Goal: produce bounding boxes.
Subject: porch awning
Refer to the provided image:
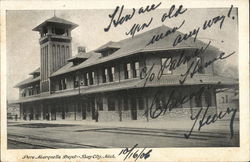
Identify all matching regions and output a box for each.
[11,74,237,104]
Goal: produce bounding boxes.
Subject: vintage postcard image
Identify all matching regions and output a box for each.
[1,0,249,161]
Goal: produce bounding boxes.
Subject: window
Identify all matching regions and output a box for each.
[92,72,95,85]
[97,98,103,111]
[205,91,212,107]
[101,49,118,57]
[78,105,81,112]
[86,73,89,85]
[102,51,109,57]
[73,75,79,88]
[135,62,140,78]
[62,46,65,64]
[102,68,108,83]
[28,86,34,96]
[109,67,115,82]
[63,78,67,90]
[56,105,61,112]
[161,58,172,74]
[59,78,67,90]
[221,97,225,103]
[155,97,165,109]
[108,97,116,111]
[53,27,66,36]
[102,67,115,83]
[88,72,94,85]
[59,80,62,90]
[57,45,60,68]
[132,62,140,78]
[87,102,91,112]
[196,57,204,74]
[83,73,88,86]
[195,94,202,107]
[35,84,40,94]
[65,104,69,113]
[124,63,131,79]
[138,97,144,110]
[123,98,129,111]
[21,89,26,97]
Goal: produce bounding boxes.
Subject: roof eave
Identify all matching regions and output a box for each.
[32,21,78,31]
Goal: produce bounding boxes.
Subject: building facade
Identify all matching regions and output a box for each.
[216,88,239,112]
[13,16,237,122]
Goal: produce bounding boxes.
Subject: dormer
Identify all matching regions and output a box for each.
[29,67,40,78]
[67,46,89,66]
[95,41,120,57]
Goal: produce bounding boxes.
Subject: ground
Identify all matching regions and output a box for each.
[7,117,239,149]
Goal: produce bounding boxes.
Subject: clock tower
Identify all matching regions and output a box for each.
[33,16,78,93]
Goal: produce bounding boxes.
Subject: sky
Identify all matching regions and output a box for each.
[6,7,238,101]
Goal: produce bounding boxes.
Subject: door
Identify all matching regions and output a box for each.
[30,107,34,120]
[91,100,95,120]
[43,106,48,120]
[51,104,56,120]
[131,98,137,120]
[62,104,65,120]
[82,101,86,120]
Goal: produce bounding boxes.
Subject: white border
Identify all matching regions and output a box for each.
[1,0,249,161]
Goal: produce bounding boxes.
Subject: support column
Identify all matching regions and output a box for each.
[20,103,23,120]
[213,87,217,114]
[94,97,99,122]
[118,95,122,122]
[146,95,149,122]
[33,106,36,120]
[94,70,99,85]
[40,104,44,120]
[95,97,98,111]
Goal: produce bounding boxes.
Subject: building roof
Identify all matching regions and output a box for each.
[14,76,40,88]
[29,67,40,75]
[94,41,121,53]
[51,25,220,77]
[67,53,90,62]
[33,16,78,31]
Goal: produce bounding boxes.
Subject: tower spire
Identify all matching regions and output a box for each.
[53,10,56,17]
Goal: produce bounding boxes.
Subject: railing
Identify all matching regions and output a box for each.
[20,93,41,98]
[39,34,72,42]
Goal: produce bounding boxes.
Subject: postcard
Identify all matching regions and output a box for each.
[1,0,249,161]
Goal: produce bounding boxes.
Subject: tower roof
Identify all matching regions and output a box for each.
[33,16,78,31]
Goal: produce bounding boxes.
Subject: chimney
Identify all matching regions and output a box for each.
[78,46,86,53]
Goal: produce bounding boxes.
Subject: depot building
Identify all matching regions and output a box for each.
[13,16,237,122]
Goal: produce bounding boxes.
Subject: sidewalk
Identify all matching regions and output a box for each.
[8,117,239,133]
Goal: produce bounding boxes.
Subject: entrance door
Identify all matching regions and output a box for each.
[30,107,34,120]
[43,106,48,120]
[62,104,65,120]
[131,98,137,120]
[82,101,86,120]
[51,105,56,120]
[91,100,95,120]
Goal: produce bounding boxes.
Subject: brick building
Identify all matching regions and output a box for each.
[13,16,237,122]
